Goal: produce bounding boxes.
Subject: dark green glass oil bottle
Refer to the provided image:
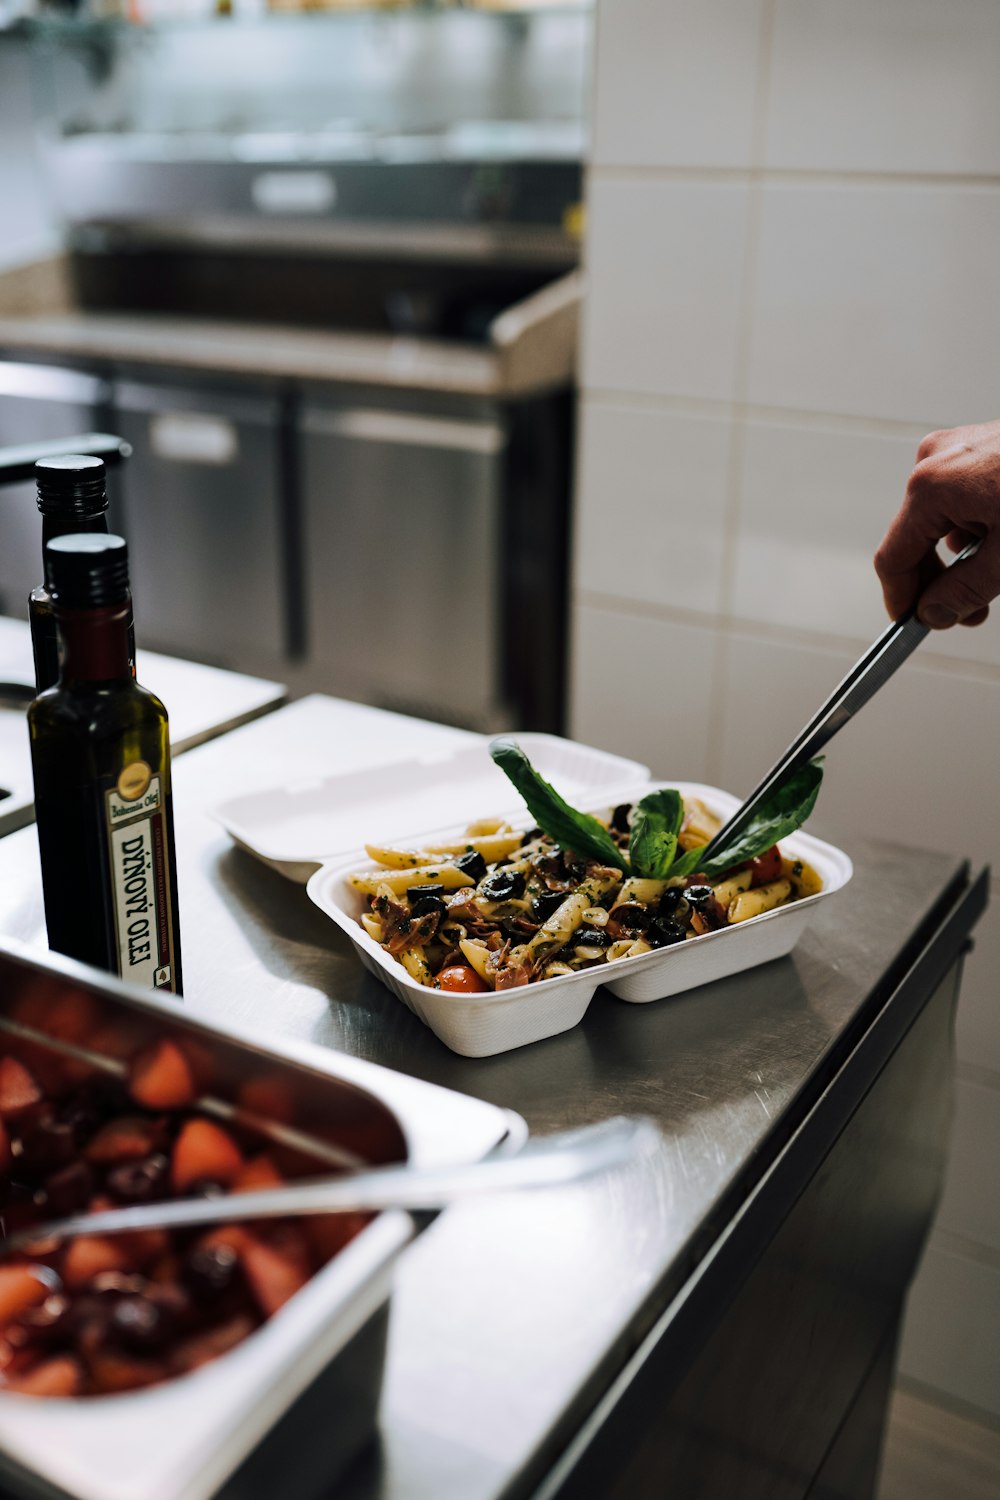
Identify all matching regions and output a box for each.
[30,454,135,692]
[28,534,183,994]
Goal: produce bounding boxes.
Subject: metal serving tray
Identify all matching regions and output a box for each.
[0,937,521,1500]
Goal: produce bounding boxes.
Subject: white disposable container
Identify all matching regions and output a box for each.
[213,733,648,884]
[305,756,854,1057]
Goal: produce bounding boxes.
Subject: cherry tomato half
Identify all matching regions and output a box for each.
[749,845,782,886]
[437,965,488,994]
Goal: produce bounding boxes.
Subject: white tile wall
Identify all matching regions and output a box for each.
[898,1239,1000,1420]
[747,183,1000,429]
[569,602,717,780]
[592,0,764,170]
[574,398,731,617]
[733,417,1000,669]
[0,40,57,272]
[767,0,1000,177]
[576,0,1000,1420]
[717,631,1000,873]
[583,176,751,401]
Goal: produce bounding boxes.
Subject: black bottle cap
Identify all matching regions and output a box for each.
[35,455,109,518]
[45,533,130,610]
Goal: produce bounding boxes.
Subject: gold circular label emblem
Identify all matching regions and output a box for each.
[117,761,152,802]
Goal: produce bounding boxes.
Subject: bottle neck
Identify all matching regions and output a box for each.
[40,511,110,549]
[56,601,132,685]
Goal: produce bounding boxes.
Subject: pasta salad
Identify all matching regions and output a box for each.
[348,744,825,995]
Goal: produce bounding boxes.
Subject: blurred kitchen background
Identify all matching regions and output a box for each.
[1,0,999,1480]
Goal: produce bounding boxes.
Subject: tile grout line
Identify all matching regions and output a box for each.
[584,389,935,443]
[573,587,1000,688]
[704,0,778,785]
[588,164,1000,193]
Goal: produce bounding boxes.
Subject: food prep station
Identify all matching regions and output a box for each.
[0,688,987,1500]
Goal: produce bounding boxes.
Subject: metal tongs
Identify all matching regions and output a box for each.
[3,1115,660,1255]
[702,539,981,863]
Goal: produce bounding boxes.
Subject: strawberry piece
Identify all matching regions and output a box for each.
[0,1057,42,1118]
[89,1350,167,1395]
[0,1265,57,1323]
[171,1120,243,1194]
[116,1227,171,1271]
[304,1212,371,1265]
[238,1075,294,1123]
[62,1236,133,1289]
[232,1155,285,1194]
[127,1040,197,1111]
[85,1116,165,1164]
[239,1234,310,1317]
[169,1314,256,1375]
[4,1356,83,1397]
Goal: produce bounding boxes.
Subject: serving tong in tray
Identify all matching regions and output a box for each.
[0,1014,659,1254]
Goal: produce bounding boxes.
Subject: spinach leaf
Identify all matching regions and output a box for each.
[698,760,824,879]
[489,739,624,870]
[629,789,684,879]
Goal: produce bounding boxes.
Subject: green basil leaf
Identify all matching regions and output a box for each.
[489,739,624,871]
[669,844,708,880]
[629,789,684,879]
[699,760,824,879]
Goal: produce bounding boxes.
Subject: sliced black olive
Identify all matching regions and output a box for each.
[658,886,684,916]
[455,850,488,882]
[611,803,632,833]
[480,869,526,901]
[407,884,443,902]
[531,891,565,922]
[575,928,609,949]
[649,916,687,947]
[684,885,714,909]
[521,827,542,846]
[410,894,446,919]
[607,902,650,936]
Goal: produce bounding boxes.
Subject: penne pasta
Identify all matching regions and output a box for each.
[728,879,792,924]
[348,863,475,897]
[353,794,820,990]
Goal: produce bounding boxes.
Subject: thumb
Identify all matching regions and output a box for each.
[917,537,1000,628]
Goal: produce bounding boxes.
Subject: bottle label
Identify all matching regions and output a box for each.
[105,762,177,991]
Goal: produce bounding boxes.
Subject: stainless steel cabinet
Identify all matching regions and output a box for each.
[0,362,111,618]
[113,379,287,668]
[301,394,509,730]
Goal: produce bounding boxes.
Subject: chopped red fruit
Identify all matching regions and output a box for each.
[0,1057,43,1118]
[169,1314,256,1375]
[88,1350,167,1394]
[232,1155,285,1194]
[45,991,100,1046]
[749,845,783,887]
[239,1236,310,1317]
[61,1236,133,1289]
[85,1117,165,1164]
[238,1075,294,1123]
[304,1212,372,1265]
[128,1040,197,1111]
[3,1355,83,1397]
[171,1120,244,1195]
[0,1265,58,1323]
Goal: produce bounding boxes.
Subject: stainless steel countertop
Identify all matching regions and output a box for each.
[0,696,979,1500]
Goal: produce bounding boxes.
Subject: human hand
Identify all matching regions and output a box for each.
[874,420,1000,628]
